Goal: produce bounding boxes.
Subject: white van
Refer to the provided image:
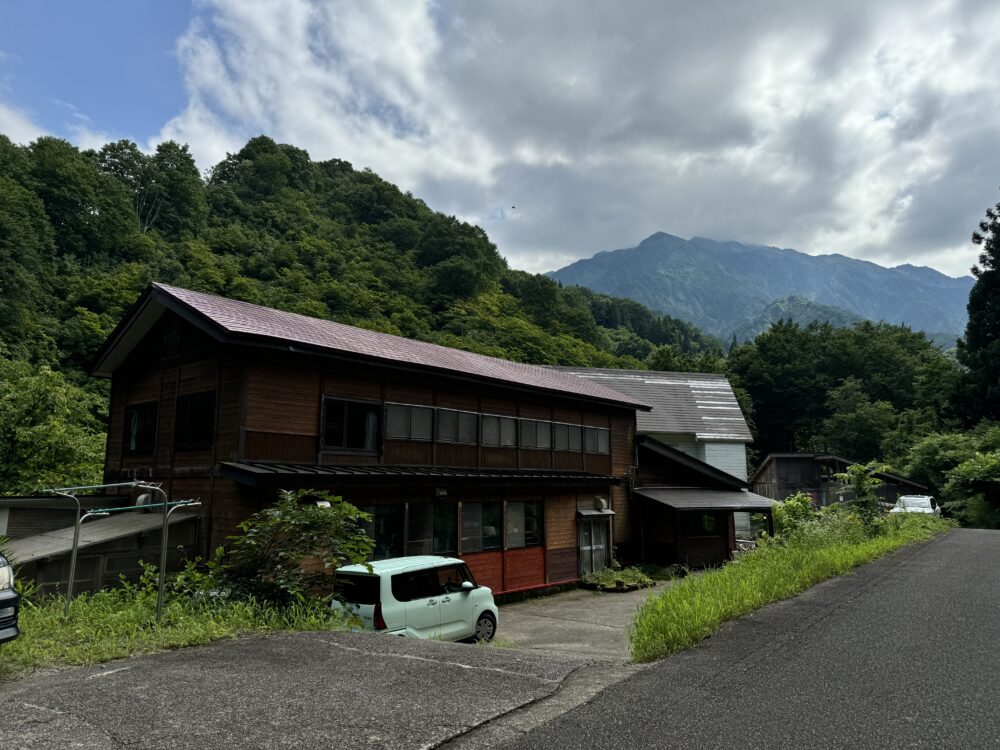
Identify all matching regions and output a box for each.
[332,556,498,642]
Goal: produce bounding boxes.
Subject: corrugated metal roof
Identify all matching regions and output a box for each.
[633,487,774,511]
[221,462,617,486]
[142,284,647,409]
[551,367,752,441]
[4,511,198,564]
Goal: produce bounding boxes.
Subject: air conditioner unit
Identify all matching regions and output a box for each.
[594,496,608,511]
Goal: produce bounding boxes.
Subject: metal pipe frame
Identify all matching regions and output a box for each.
[156,500,201,622]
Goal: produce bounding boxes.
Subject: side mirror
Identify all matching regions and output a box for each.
[461,580,475,592]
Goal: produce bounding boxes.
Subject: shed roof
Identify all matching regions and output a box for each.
[633,487,775,511]
[749,453,927,489]
[3,510,197,565]
[551,367,752,441]
[93,284,648,410]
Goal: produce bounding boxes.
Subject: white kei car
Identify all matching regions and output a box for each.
[332,556,498,642]
[889,495,941,516]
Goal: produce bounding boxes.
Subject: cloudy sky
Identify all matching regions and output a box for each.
[2,0,998,277]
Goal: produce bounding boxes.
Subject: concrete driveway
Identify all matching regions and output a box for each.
[497,585,658,661]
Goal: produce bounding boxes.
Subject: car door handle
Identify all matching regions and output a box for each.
[441,597,451,603]
[427,600,437,606]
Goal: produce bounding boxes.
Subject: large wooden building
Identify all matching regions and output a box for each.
[93,283,648,595]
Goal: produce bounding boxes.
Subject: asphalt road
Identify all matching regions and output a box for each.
[493,529,1000,750]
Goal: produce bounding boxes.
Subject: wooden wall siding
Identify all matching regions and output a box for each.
[553,451,584,471]
[504,546,545,591]
[383,383,433,406]
[324,369,381,400]
[479,396,517,416]
[178,359,219,396]
[243,430,317,462]
[125,371,161,405]
[552,407,582,424]
[545,494,577,549]
[609,413,635,477]
[204,478,254,554]
[319,452,380,466]
[244,365,321,434]
[104,381,126,480]
[216,360,243,463]
[583,454,612,475]
[434,389,478,411]
[611,484,630,543]
[383,441,433,465]
[481,447,517,468]
[517,401,551,420]
[546,547,577,583]
[435,443,477,467]
[520,450,552,470]
[582,411,610,428]
[461,550,503,592]
[155,367,177,471]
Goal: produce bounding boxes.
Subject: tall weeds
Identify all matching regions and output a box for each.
[629,513,954,663]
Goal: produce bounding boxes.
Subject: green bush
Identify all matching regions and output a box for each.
[629,514,955,663]
[582,566,654,590]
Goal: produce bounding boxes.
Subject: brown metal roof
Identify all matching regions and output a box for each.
[220,462,618,487]
[633,487,775,511]
[551,366,752,441]
[95,283,647,409]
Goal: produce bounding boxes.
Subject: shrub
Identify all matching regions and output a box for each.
[218,489,374,605]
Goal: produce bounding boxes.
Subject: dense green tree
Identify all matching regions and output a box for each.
[813,377,897,461]
[957,193,1000,421]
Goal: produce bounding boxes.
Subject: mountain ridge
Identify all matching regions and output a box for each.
[549,233,973,341]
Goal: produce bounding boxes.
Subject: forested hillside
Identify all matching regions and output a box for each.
[0,134,718,492]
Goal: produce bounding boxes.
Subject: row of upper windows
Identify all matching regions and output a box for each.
[122,392,612,457]
[324,399,611,454]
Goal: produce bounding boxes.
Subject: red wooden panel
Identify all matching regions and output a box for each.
[517,401,551,419]
[480,396,517,416]
[319,452,380,465]
[383,384,433,405]
[461,550,503,592]
[503,546,545,592]
[545,494,577,549]
[582,411,610,427]
[324,369,382,400]
[245,365,321,434]
[434,389,477,410]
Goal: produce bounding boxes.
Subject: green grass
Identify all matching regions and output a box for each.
[0,587,349,682]
[582,565,655,590]
[629,514,955,663]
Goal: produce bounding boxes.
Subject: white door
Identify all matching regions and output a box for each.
[579,518,610,576]
[435,564,476,640]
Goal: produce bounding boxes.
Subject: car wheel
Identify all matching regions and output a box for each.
[473,612,496,642]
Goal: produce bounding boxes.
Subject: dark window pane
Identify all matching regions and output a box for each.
[597,429,610,454]
[124,402,157,455]
[437,564,470,593]
[437,409,458,441]
[568,425,582,451]
[458,412,478,444]
[482,416,500,445]
[520,420,535,448]
[524,501,543,546]
[386,404,409,439]
[324,399,380,449]
[360,504,405,560]
[506,501,526,548]
[461,502,483,553]
[175,391,215,450]
[482,502,502,550]
[407,504,433,555]
[333,573,380,605]
[324,402,345,446]
[391,570,439,602]
[500,417,517,447]
[535,421,551,449]
[433,504,457,554]
[584,427,599,453]
[411,406,433,441]
[554,424,569,451]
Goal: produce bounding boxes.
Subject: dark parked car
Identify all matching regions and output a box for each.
[0,553,19,644]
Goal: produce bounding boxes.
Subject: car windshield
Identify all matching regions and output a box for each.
[899,498,930,508]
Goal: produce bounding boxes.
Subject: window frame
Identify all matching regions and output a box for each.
[384,402,433,442]
[435,408,479,445]
[519,419,552,450]
[583,426,611,454]
[322,396,382,452]
[553,421,584,452]
[123,401,158,456]
[174,391,216,452]
[505,500,544,549]
[481,414,517,448]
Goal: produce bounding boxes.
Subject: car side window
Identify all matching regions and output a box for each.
[437,564,471,593]
[392,570,444,602]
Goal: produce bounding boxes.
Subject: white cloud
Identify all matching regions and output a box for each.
[0,100,45,144]
[154,0,1000,278]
